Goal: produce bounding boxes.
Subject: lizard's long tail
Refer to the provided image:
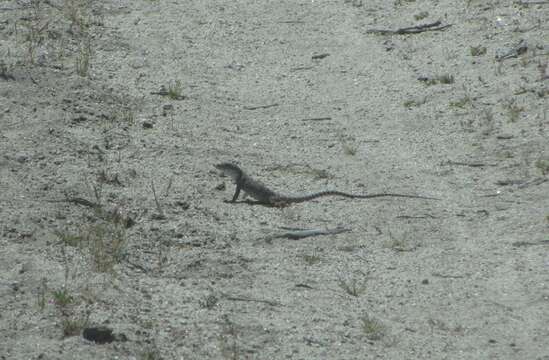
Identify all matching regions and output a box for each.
[279,191,439,203]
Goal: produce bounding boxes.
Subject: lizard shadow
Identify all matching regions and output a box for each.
[223,199,285,208]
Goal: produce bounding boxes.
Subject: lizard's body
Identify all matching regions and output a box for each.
[215,163,439,206]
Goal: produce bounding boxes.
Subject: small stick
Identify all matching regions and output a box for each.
[302,117,332,121]
[220,292,281,306]
[124,258,151,273]
[45,197,100,209]
[517,0,549,5]
[164,176,173,197]
[512,240,549,247]
[312,53,330,60]
[265,226,351,241]
[396,214,438,219]
[278,20,305,24]
[517,178,547,189]
[366,21,452,35]
[46,196,134,227]
[443,160,497,167]
[243,103,279,110]
[432,272,466,279]
[290,66,313,71]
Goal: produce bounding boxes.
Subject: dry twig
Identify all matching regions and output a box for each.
[366,21,452,35]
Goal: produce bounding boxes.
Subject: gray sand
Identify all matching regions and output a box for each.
[1,0,548,359]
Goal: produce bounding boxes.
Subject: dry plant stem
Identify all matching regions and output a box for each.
[302,117,332,121]
[243,103,279,110]
[366,20,452,35]
[164,176,173,197]
[150,179,165,218]
[512,240,549,247]
[265,226,351,241]
[220,292,281,306]
[444,160,497,167]
[46,197,100,208]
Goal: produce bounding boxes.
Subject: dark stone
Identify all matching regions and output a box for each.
[142,121,154,129]
[82,326,115,344]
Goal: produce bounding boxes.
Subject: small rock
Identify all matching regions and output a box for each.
[175,201,190,210]
[224,62,245,71]
[142,120,154,129]
[312,53,330,60]
[19,262,33,274]
[162,104,174,116]
[215,182,226,191]
[15,153,29,163]
[72,115,87,123]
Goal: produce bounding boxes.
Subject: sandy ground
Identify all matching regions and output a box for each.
[1,0,548,359]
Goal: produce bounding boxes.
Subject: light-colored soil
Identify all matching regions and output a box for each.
[1,0,548,359]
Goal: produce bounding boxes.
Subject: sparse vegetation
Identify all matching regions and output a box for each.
[535,158,549,175]
[37,277,48,311]
[361,314,386,340]
[168,80,184,100]
[470,45,487,56]
[395,0,416,5]
[504,99,524,122]
[480,109,495,136]
[301,251,321,266]
[140,345,163,360]
[384,231,417,252]
[63,0,93,34]
[75,36,92,77]
[52,281,89,338]
[414,11,429,21]
[538,61,548,81]
[61,317,86,337]
[20,0,49,64]
[151,178,166,219]
[337,276,366,297]
[423,74,455,86]
[404,98,426,109]
[53,287,74,308]
[54,219,127,273]
[199,294,219,309]
[15,0,96,69]
[55,228,83,247]
[86,222,127,272]
[116,107,136,126]
[342,142,358,156]
[449,96,472,109]
[385,237,410,252]
[219,315,240,360]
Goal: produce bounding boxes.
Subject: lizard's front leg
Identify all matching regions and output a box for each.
[230,183,242,202]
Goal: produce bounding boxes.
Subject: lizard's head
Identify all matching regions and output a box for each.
[215,162,242,180]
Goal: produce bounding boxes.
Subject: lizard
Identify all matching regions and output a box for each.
[214,162,440,207]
